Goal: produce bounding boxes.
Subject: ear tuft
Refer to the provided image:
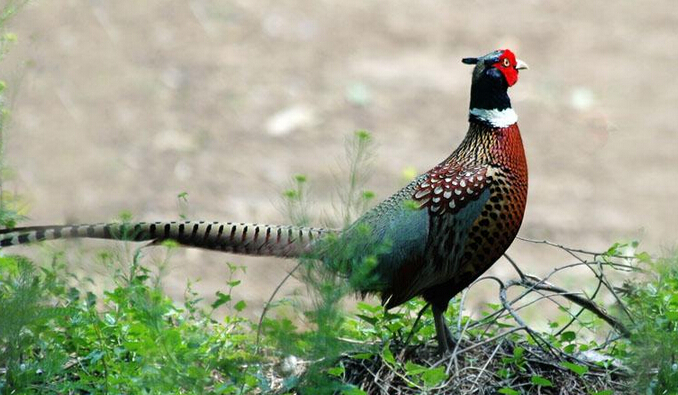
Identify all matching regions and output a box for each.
[461,57,478,65]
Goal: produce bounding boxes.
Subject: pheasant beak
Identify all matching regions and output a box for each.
[515,59,529,70]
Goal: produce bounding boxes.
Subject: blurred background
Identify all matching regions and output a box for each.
[1,1,676,317]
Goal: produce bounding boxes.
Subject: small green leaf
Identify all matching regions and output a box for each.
[211,291,231,309]
[283,189,299,199]
[161,239,179,248]
[635,251,652,264]
[118,210,133,222]
[563,344,576,353]
[382,343,395,364]
[498,388,520,395]
[228,280,241,287]
[404,361,427,375]
[327,366,344,377]
[361,190,375,201]
[421,366,447,387]
[356,301,380,313]
[355,130,371,142]
[234,300,246,312]
[560,331,576,342]
[531,375,553,387]
[355,314,378,325]
[562,361,588,376]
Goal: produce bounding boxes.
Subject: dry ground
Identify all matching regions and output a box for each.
[1,1,677,318]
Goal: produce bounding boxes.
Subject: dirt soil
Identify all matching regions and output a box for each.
[2,1,677,318]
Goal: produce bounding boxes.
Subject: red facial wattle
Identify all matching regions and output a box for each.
[493,49,520,87]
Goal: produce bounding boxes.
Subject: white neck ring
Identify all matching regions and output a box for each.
[469,108,518,128]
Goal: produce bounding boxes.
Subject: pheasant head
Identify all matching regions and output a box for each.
[462,49,528,127]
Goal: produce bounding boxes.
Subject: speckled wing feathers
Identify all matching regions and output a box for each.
[413,162,492,215]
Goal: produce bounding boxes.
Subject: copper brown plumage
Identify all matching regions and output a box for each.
[421,122,528,350]
[0,49,529,354]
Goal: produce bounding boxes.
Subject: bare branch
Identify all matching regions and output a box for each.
[517,236,637,260]
[516,274,631,337]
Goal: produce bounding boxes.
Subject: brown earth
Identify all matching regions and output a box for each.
[1,1,677,319]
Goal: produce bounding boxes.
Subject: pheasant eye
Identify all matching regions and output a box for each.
[502,58,511,67]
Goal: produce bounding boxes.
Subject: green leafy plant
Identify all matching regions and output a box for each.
[0,248,267,394]
[621,251,678,393]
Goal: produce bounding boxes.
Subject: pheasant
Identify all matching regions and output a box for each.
[0,49,528,353]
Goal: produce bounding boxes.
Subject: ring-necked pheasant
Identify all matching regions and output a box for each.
[0,49,528,353]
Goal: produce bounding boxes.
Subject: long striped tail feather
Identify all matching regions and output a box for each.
[0,221,336,258]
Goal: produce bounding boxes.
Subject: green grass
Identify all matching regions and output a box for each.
[0,243,647,394]
[0,250,263,394]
